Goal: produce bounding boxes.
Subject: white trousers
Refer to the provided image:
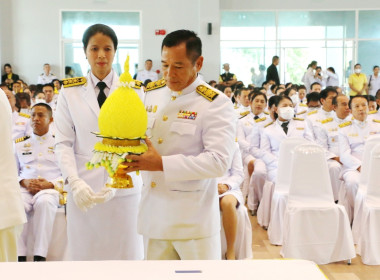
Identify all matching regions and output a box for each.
[342,170,360,223]
[0,225,23,262]
[146,234,221,260]
[327,159,343,201]
[247,159,267,211]
[17,189,59,257]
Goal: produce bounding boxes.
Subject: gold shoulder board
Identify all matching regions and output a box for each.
[293,117,304,121]
[296,110,306,115]
[15,135,30,143]
[339,121,352,128]
[19,112,30,119]
[146,79,166,92]
[307,110,318,116]
[255,117,266,123]
[369,110,378,115]
[373,119,380,123]
[240,111,250,117]
[196,85,219,102]
[133,80,143,89]
[62,77,86,88]
[264,121,274,128]
[264,111,269,115]
[321,117,333,124]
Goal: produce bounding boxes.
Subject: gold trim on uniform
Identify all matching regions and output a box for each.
[133,80,143,89]
[373,119,380,123]
[18,112,30,118]
[146,79,166,92]
[293,117,304,121]
[264,121,274,128]
[368,110,378,115]
[321,117,333,124]
[62,77,87,88]
[296,110,306,115]
[255,117,266,123]
[307,110,318,116]
[196,85,219,102]
[339,121,352,128]
[15,135,30,143]
[240,111,250,117]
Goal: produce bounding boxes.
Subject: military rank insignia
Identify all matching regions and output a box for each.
[62,77,87,88]
[177,110,197,120]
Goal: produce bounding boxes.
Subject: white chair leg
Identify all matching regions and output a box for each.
[347,259,351,265]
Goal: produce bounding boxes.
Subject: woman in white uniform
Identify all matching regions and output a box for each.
[54,24,143,260]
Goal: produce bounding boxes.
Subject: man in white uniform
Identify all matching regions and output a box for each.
[0,88,26,262]
[37,64,57,84]
[15,104,61,262]
[126,30,236,260]
[136,59,158,84]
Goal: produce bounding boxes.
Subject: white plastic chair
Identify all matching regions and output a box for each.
[267,138,307,245]
[357,143,380,265]
[221,205,253,260]
[281,144,356,265]
[351,135,380,243]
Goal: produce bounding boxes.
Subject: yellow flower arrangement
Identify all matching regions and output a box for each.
[86,56,148,188]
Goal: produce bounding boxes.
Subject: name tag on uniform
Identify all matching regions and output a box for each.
[296,127,304,130]
[178,110,197,120]
[22,152,32,155]
[15,122,26,125]
[328,128,337,132]
[348,133,358,137]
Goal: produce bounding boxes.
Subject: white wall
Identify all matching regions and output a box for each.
[1,0,221,84]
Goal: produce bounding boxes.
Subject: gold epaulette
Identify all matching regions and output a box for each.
[18,112,30,119]
[373,119,380,123]
[255,117,266,123]
[339,121,352,128]
[299,103,307,107]
[264,111,269,115]
[132,80,143,89]
[146,79,166,92]
[240,111,250,117]
[15,135,30,143]
[62,77,86,88]
[239,113,249,119]
[293,117,304,121]
[264,121,274,128]
[369,110,378,115]
[296,110,306,115]
[307,110,318,116]
[321,117,333,124]
[196,85,219,102]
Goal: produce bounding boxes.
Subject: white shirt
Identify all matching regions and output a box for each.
[136,69,158,83]
[12,111,32,141]
[37,72,57,84]
[367,74,380,96]
[326,71,339,87]
[90,70,114,98]
[305,108,336,141]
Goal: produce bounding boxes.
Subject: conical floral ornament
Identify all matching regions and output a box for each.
[86,56,148,188]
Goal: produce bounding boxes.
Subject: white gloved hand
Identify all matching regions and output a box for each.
[69,177,96,212]
[92,186,116,204]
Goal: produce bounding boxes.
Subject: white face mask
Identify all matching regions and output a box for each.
[290,95,299,105]
[278,107,295,120]
[354,68,361,74]
[20,108,29,114]
[35,98,46,104]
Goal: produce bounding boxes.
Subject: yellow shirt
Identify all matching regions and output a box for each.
[348,73,367,96]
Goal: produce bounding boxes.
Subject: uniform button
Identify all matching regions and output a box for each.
[162,115,168,121]
[40,142,43,145]
[39,153,42,156]
[171,96,176,101]
[26,165,30,169]
[157,138,163,144]
[151,182,156,188]
[38,164,41,168]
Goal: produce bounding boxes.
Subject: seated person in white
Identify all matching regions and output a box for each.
[305,87,338,142]
[234,88,251,118]
[296,91,321,118]
[294,85,307,114]
[339,95,380,222]
[237,92,273,213]
[15,103,62,262]
[313,94,351,202]
[218,143,244,260]
[260,95,306,182]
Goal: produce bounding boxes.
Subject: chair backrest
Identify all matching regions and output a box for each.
[366,143,380,198]
[288,143,334,204]
[360,134,380,185]
[275,137,308,192]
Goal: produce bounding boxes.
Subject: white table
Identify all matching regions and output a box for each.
[1,259,327,280]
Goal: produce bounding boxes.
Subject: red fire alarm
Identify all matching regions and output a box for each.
[155,29,166,35]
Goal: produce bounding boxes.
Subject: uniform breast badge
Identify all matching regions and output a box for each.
[177,110,197,120]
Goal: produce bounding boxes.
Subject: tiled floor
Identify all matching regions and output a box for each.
[249,215,380,280]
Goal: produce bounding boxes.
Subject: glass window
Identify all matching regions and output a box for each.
[358,41,380,75]
[358,11,380,39]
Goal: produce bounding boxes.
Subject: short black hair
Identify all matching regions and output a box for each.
[319,86,337,102]
[4,63,11,69]
[285,82,292,88]
[327,67,335,73]
[32,102,53,118]
[145,59,152,63]
[82,24,118,51]
[332,94,347,106]
[354,63,361,68]
[310,82,321,90]
[250,92,267,103]
[270,84,277,92]
[52,79,62,86]
[236,87,249,97]
[15,92,31,107]
[268,95,280,109]
[272,56,279,62]
[161,30,202,63]
[298,85,306,91]
[373,65,379,70]
[42,83,54,91]
[262,81,268,87]
[306,92,320,103]
[349,95,368,109]
[368,95,376,102]
[316,66,322,71]
[283,87,295,97]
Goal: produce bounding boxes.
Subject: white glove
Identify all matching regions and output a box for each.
[92,186,116,204]
[69,176,96,212]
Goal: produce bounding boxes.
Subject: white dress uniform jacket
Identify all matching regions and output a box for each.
[12,111,32,141]
[139,76,236,240]
[0,89,26,230]
[136,69,158,83]
[15,132,61,257]
[37,73,57,85]
[305,108,336,141]
[54,72,144,260]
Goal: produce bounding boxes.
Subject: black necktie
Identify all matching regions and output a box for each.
[97,82,107,108]
[254,115,259,120]
[281,122,289,134]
